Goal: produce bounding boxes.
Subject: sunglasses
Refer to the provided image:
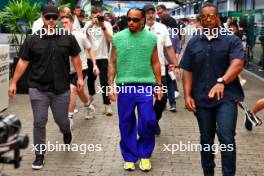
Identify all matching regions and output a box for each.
[44,15,58,21]
[126,17,141,23]
[200,14,218,21]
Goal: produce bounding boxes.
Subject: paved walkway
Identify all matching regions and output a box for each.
[1,71,264,176]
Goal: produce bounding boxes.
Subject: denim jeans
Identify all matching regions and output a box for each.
[165,68,178,107]
[194,101,238,176]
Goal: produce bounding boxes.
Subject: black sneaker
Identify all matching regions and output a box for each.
[244,116,253,131]
[155,124,161,136]
[169,105,177,112]
[63,132,72,144]
[32,155,44,170]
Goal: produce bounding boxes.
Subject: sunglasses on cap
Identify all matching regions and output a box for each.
[126,17,141,23]
[44,15,59,20]
[200,14,218,21]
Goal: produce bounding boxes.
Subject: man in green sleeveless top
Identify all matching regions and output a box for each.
[108,8,162,172]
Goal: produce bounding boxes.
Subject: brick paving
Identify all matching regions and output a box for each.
[1,71,264,176]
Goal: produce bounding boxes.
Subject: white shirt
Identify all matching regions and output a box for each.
[84,21,113,60]
[73,16,81,30]
[70,30,91,74]
[32,17,44,33]
[145,22,172,76]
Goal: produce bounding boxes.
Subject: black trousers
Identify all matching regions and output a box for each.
[87,59,110,105]
[154,76,167,122]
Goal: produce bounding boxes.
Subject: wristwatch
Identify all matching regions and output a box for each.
[217,77,226,85]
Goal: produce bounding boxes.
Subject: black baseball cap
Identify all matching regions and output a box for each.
[42,4,59,17]
[143,4,155,12]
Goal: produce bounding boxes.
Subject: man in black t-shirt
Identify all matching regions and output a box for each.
[8,4,83,170]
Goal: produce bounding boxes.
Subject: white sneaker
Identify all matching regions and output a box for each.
[69,117,74,131]
[74,109,78,113]
[175,91,180,99]
[85,104,95,120]
[87,96,94,106]
[104,105,113,116]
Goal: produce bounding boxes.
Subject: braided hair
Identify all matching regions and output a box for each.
[127,8,146,30]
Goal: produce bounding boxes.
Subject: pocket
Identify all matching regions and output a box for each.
[211,47,229,71]
[190,49,205,64]
[212,47,229,60]
[29,88,44,100]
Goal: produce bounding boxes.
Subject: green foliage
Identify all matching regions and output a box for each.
[0,0,40,54]
[59,0,78,10]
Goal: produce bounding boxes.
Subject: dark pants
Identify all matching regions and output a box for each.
[194,101,237,176]
[117,85,156,162]
[154,76,167,122]
[87,59,110,105]
[165,68,178,107]
[29,88,71,155]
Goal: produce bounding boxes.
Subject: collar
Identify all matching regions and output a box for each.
[146,22,157,31]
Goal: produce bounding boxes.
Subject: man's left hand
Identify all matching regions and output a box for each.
[208,83,225,100]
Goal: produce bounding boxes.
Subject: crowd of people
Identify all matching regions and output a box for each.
[7,2,264,175]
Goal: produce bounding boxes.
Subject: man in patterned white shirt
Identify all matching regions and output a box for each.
[144,4,180,135]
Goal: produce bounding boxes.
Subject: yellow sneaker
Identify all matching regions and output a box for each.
[139,158,151,172]
[123,162,135,171]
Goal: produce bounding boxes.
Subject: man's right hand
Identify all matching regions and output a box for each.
[155,86,163,101]
[184,96,196,112]
[8,83,17,99]
[108,85,116,102]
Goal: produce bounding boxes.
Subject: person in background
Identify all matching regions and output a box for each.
[229,22,247,87]
[244,98,264,131]
[73,6,82,30]
[160,14,181,112]
[78,10,86,28]
[223,17,232,30]
[84,7,113,116]
[104,12,112,22]
[58,6,71,28]
[156,4,185,51]
[144,4,180,135]
[61,14,100,128]
[115,16,128,32]
[252,98,264,117]
[32,7,44,33]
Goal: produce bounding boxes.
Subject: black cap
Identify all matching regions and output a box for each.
[143,4,155,12]
[42,4,59,17]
